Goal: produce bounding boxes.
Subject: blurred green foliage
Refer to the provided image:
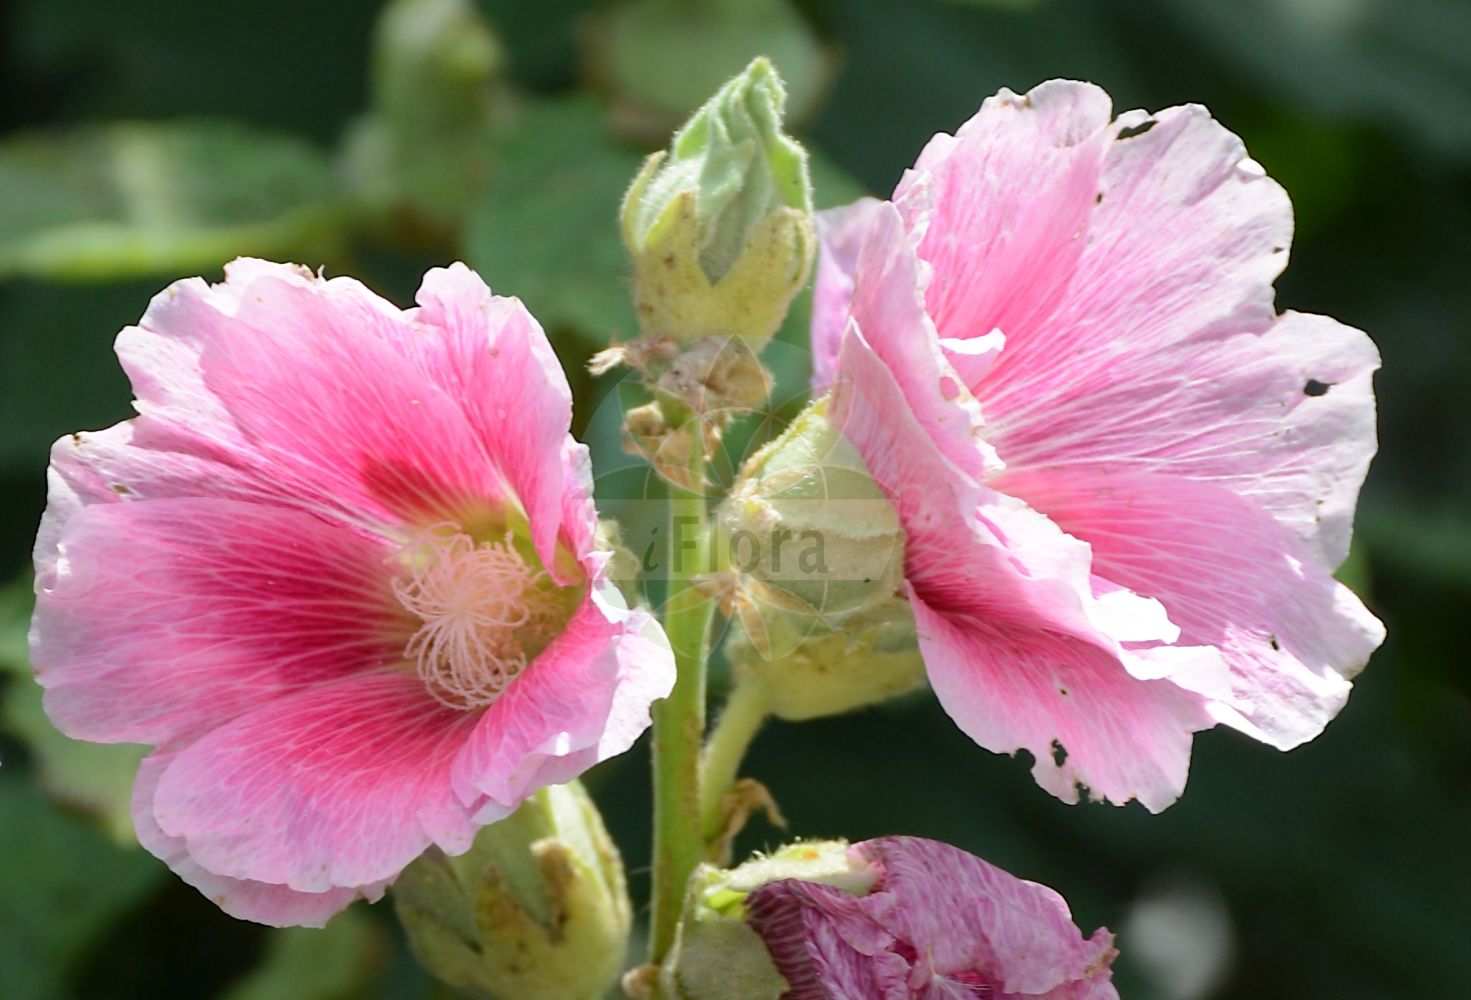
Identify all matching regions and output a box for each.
[1,1,1468,998]
[466,96,647,351]
[219,910,392,1000]
[0,774,161,1000]
[0,121,347,280]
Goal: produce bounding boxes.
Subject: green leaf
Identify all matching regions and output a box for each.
[220,908,390,1000]
[0,120,350,282]
[0,575,145,843]
[465,97,648,352]
[0,771,161,1000]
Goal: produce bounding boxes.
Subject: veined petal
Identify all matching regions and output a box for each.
[34,418,262,580]
[832,320,1172,657]
[744,878,899,1000]
[32,498,405,746]
[811,198,887,388]
[812,78,1382,807]
[132,751,386,928]
[835,321,1220,810]
[741,837,1119,999]
[840,202,994,481]
[913,596,1215,812]
[999,466,1384,749]
[976,103,1291,424]
[116,259,567,536]
[853,837,1119,997]
[151,670,482,891]
[904,80,1115,352]
[411,264,579,576]
[997,310,1380,569]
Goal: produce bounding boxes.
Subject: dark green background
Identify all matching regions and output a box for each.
[1,1,1468,998]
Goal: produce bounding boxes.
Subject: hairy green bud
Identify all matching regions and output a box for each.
[717,396,925,718]
[392,781,630,1000]
[719,396,904,635]
[729,596,926,722]
[620,57,814,345]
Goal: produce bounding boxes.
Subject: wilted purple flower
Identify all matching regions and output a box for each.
[665,837,1117,999]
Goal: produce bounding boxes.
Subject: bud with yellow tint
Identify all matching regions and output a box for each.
[620,57,815,348]
[392,781,631,1000]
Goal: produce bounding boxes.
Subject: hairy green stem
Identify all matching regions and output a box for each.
[698,677,769,843]
[648,447,716,968]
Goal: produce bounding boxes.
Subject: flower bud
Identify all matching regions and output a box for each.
[392,781,631,1000]
[714,396,924,718]
[663,837,1120,1000]
[620,57,815,346]
[727,595,926,721]
[721,396,903,625]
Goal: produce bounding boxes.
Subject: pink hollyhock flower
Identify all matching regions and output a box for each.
[744,837,1118,999]
[29,260,674,926]
[812,81,1385,811]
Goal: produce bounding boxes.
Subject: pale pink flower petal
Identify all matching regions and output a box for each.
[745,836,1118,999]
[30,260,675,924]
[997,467,1383,749]
[965,104,1373,568]
[835,201,994,482]
[817,80,1383,808]
[997,310,1381,568]
[955,103,1290,408]
[132,752,389,928]
[899,81,1116,350]
[832,264,1227,809]
[811,197,886,387]
[911,599,1215,811]
[150,670,482,892]
[832,303,1124,642]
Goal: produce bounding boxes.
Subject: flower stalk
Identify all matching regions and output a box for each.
[630,55,816,984]
[698,676,769,844]
[648,435,716,967]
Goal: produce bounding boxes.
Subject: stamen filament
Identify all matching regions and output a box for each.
[394,525,563,710]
